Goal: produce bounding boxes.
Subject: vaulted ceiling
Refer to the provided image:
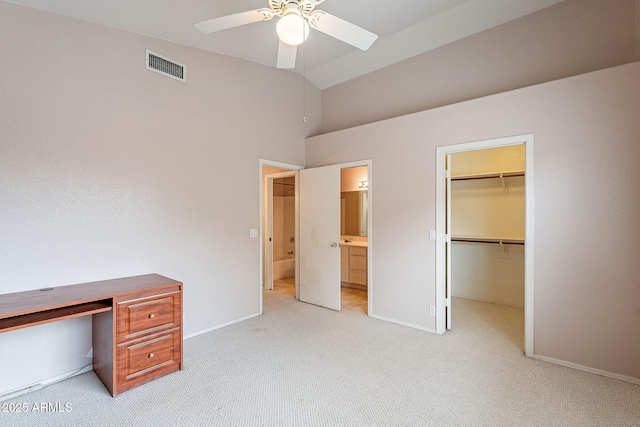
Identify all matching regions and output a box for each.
[5,0,564,89]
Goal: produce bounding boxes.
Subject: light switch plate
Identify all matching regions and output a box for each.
[429,230,436,240]
[249,228,258,238]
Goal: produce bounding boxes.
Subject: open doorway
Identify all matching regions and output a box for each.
[436,134,534,357]
[270,176,296,295]
[449,145,525,352]
[340,166,369,314]
[260,159,373,316]
[263,169,298,297]
[260,161,302,313]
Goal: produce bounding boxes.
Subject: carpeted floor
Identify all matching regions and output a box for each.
[1,292,639,426]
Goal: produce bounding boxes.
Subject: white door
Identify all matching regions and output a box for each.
[299,165,341,310]
[445,154,452,329]
[264,175,274,291]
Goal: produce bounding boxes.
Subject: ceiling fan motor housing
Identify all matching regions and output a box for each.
[194,0,377,69]
[270,0,322,17]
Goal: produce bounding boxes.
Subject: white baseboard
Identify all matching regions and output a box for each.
[1,314,262,401]
[369,314,437,334]
[533,354,640,385]
[0,364,93,402]
[183,312,261,340]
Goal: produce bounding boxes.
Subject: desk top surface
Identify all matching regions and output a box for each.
[0,274,181,319]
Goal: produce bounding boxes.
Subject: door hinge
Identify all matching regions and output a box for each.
[445,169,451,179]
[445,297,451,307]
[444,234,451,243]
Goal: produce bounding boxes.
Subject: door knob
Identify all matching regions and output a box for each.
[331,242,339,247]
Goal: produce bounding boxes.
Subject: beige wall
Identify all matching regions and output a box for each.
[306,62,640,381]
[451,146,526,239]
[340,166,368,192]
[450,147,526,308]
[637,0,640,60]
[0,2,320,394]
[452,244,525,308]
[272,194,295,257]
[320,0,638,134]
[451,145,525,177]
[451,175,525,240]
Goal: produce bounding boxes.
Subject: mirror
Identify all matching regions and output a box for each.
[341,191,368,236]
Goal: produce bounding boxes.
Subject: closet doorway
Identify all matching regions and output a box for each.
[435,134,534,357]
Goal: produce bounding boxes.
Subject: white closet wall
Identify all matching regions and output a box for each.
[451,145,525,308]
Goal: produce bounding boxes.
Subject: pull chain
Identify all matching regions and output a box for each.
[302,34,307,123]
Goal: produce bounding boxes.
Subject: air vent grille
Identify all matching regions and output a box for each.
[146,49,186,83]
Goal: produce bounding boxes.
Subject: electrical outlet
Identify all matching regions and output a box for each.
[429,306,436,317]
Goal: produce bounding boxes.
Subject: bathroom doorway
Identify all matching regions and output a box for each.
[259,159,372,316]
[270,175,296,292]
[296,162,372,314]
[260,160,302,311]
[340,165,369,314]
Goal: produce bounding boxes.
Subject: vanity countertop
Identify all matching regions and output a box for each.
[341,241,368,247]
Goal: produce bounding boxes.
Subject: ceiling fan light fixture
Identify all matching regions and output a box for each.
[276,8,309,46]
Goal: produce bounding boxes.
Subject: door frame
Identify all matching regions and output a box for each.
[259,159,303,315]
[259,159,373,316]
[264,171,299,291]
[339,160,373,316]
[435,134,534,358]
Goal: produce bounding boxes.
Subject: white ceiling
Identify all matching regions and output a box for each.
[5,0,564,89]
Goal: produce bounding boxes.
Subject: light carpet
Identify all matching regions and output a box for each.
[1,292,639,426]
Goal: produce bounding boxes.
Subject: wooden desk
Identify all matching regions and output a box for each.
[0,274,183,396]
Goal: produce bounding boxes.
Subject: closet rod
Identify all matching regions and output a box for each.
[451,237,525,245]
[452,171,524,181]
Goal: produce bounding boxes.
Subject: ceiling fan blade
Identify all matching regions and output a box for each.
[194,9,272,34]
[277,41,297,69]
[308,11,378,51]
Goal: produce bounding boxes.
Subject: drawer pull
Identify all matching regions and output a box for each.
[149,353,155,358]
[149,313,155,319]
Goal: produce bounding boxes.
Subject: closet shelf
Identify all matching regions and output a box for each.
[451,236,525,245]
[451,170,524,181]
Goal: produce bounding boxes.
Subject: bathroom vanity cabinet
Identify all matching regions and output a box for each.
[340,244,367,289]
[341,246,350,283]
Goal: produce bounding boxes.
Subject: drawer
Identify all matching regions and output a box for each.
[349,269,367,286]
[116,329,181,393]
[349,254,367,271]
[349,246,367,257]
[341,246,350,282]
[116,289,181,342]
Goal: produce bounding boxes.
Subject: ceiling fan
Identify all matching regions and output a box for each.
[194,0,378,69]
